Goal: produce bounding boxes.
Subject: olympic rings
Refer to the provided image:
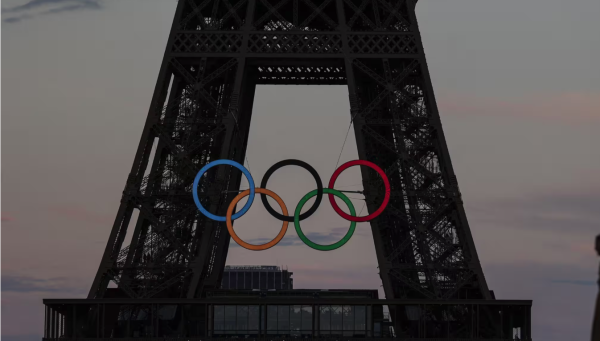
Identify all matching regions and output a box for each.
[227,188,289,251]
[328,160,390,222]
[260,159,323,222]
[193,159,255,222]
[295,188,356,251]
[192,159,390,251]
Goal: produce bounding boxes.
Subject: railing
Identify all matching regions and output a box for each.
[58,230,600,341]
[42,339,530,341]
[43,299,531,340]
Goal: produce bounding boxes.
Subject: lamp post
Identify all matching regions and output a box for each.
[592,234,600,341]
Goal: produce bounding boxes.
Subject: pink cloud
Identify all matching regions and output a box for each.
[569,242,598,257]
[438,92,600,124]
[2,213,15,222]
[47,206,112,225]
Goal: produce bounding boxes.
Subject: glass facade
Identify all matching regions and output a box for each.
[245,271,252,289]
[213,305,261,336]
[44,300,533,339]
[211,305,371,337]
[318,305,369,336]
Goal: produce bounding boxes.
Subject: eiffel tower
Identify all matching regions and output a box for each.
[43,0,532,339]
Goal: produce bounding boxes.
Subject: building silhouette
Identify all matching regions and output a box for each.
[221,265,293,290]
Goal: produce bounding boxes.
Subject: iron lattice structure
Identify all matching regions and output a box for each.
[90,0,492,308]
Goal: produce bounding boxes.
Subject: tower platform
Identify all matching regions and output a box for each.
[43,289,531,339]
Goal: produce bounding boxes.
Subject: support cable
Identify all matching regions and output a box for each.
[227,109,252,174]
[333,122,353,172]
[334,105,363,173]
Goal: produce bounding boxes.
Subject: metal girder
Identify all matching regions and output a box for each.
[133,200,192,261]
[379,0,410,29]
[255,0,291,28]
[220,0,246,26]
[343,0,376,29]
[300,0,337,28]
[181,0,211,30]
[361,124,440,184]
[106,269,139,299]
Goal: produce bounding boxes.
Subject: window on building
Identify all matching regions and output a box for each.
[320,306,331,334]
[237,306,248,330]
[214,305,371,337]
[244,271,252,289]
[302,306,312,333]
[265,305,313,336]
[230,272,238,289]
[267,306,277,333]
[355,306,366,333]
[275,271,282,289]
[290,305,302,335]
[249,305,260,332]
[224,306,236,333]
[277,305,290,332]
[213,305,260,336]
[319,305,370,337]
[331,305,342,333]
[260,272,267,289]
[214,305,224,331]
[268,271,275,289]
[221,272,230,289]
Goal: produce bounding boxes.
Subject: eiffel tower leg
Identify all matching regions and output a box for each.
[406,1,492,300]
[86,1,188,300]
[185,57,257,299]
[337,0,491,303]
[88,0,259,304]
[185,0,258,299]
[336,0,397,300]
[118,78,186,291]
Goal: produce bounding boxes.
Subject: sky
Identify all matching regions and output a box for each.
[1,0,599,340]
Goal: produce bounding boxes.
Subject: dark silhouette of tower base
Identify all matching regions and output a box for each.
[42,0,532,339]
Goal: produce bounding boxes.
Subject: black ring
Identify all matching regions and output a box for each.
[260,159,323,222]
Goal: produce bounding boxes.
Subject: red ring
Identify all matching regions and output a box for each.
[328,160,390,222]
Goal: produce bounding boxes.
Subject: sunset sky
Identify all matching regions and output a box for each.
[2,0,599,340]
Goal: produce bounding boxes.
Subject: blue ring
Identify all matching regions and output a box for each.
[193,159,255,222]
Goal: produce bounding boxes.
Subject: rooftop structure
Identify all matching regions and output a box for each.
[222,265,293,290]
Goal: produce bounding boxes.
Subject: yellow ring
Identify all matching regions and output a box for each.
[226,188,288,251]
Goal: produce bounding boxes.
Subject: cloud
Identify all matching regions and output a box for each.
[438,92,600,125]
[551,279,596,286]
[2,0,102,23]
[44,1,101,14]
[2,14,32,23]
[1,275,68,293]
[2,213,15,222]
[229,226,370,248]
[468,186,600,235]
[569,242,599,257]
[3,0,101,12]
[1,276,88,335]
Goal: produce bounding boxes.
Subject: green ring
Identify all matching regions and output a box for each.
[294,188,356,251]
